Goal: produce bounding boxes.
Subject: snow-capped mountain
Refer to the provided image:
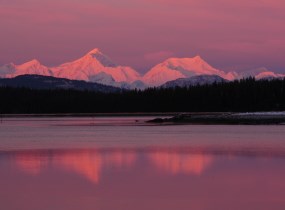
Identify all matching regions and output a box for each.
[161,75,228,88]
[143,56,285,86]
[1,50,284,89]
[0,49,146,89]
[143,56,231,86]
[15,59,53,77]
[51,49,141,85]
[0,60,52,78]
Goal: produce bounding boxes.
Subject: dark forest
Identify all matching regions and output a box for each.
[1,78,285,114]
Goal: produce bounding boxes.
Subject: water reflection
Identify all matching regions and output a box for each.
[2,147,285,210]
[11,147,285,184]
[55,150,137,183]
[15,153,49,175]
[14,149,214,183]
[149,152,213,175]
[15,150,137,183]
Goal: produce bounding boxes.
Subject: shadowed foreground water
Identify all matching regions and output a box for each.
[0,117,285,210]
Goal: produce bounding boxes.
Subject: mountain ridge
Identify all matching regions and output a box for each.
[0,74,121,92]
[0,49,284,88]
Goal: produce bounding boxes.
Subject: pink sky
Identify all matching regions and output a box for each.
[0,0,285,73]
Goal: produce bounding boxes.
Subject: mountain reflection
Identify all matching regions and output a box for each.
[149,152,213,175]
[13,148,216,183]
[11,146,285,184]
[13,146,285,185]
[15,153,49,175]
[15,150,137,183]
[55,150,137,183]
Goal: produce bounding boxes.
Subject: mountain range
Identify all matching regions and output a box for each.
[0,48,284,89]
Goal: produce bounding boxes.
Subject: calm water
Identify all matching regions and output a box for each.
[1,117,285,210]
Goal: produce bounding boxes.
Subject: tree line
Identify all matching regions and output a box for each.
[0,78,285,114]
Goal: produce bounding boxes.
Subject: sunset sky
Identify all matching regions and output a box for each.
[1,0,285,73]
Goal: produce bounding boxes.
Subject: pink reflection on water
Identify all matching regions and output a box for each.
[14,149,214,183]
[3,147,285,210]
[15,153,49,175]
[149,152,213,175]
[54,150,104,183]
[54,150,136,183]
[15,149,137,183]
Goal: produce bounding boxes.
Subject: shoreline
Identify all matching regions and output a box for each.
[147,112,285,125]
[0,112,228,118]
[1,112,285,125]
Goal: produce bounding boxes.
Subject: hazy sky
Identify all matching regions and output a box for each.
[0,0,285,73]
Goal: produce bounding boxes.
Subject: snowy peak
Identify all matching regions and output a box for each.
[143,55,227,86]
[193,55,202,60]
[169,56,220,74]
[17,59,43,69]
[16,59,50,73]
[26,59,41,65]
[58,48,117,68]
[81,48,117,67]
[86,48,102,55]
[165,55,208,66]
[51,48,141,84]
[0,59,51,78]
